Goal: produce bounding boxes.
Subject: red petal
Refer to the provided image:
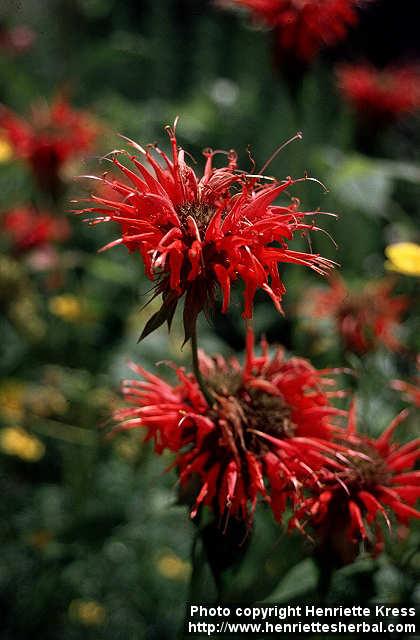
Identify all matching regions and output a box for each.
[349,500,368,538]
[391,471,420,486]
[358,490,391,529]
[375,409,410,451]
[392,486,420,503]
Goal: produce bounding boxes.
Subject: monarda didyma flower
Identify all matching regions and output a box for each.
[337,64,420,124]
[293,403,420,563]
[113,329,347,526]
[2,206,70,253]
[77,122,335,341]
[223,0,362,63]
[0,94,99,195]
[301,276,409,355]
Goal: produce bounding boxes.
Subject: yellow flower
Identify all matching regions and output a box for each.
[0,427,45,461]
[0,381,25,422]
[156,551,191,581]
[49,294,83,322]
[385,242,420,277]
[68,600,106,626]
[0,137,13,163]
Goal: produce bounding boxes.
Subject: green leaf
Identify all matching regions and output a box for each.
[138,301,170,342]
[317,148,420,217]
[333,156,391,216]
[182,284,206,346]
[263,558,319,602]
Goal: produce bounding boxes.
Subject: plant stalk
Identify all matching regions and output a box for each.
[190,322,213,406]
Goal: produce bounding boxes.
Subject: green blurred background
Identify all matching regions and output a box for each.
[0,1,419,638]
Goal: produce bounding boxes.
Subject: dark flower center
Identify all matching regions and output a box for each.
[177,202,215,235]
[343,445,390,489]
[206,369,242,397]
[206,368,295,455]
[242,388,295,441]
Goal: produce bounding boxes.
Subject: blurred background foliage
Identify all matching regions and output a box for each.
[0,0,419,638]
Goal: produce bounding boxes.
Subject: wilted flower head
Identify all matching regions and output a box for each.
[0,95,99,195]
[293,404,420,562]
[113,329,345,525]
[337,64,420,123]
[223,0,361,63]
[77,122,334,341]
[301,276,408,355]
[2,206,70,253]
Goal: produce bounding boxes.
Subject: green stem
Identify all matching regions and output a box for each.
[190,322,213,406]
[178,535,199,640]
[317,563,333,603]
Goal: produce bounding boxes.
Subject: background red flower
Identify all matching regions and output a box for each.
[301,276,409,355]
[2,206,70,253]
[337,63,420,122]
[224,0,362,62]
[0,95,99,195]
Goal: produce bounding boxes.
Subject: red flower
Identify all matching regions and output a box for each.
[391,357,420,408]
[0,95,99,194]
[113,329,345,525]
[337,64,420,122]
[2,206,70,253]
[302,276,408,355]
[77,123,334,340]
[293,404,420,561]
[223,0,361,62]
[0,25,35,55]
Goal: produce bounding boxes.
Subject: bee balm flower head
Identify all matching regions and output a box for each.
[223,0,362,63]
[2,206,70,253]
[337,64,420,123]
[113,329,346,526]
[0,94,99,196]
[302,276,408,355]
[293,404,420,562]
[77,122,335,341]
